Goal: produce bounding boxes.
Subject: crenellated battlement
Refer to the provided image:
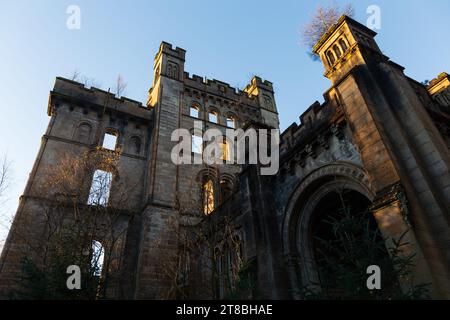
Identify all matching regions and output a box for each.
[244,76,274,95]
[49,77,151,120]
[428,72,450,95]
[183,71,269,106]
[154,41,186,63]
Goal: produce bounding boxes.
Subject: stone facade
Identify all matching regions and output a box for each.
[0,16,449,299]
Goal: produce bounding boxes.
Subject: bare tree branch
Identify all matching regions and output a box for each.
[115,74,127,98]
[301,3,354,56]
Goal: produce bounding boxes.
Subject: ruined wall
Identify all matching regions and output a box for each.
[0,78,153,298]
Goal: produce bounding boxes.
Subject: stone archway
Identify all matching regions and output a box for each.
[281,162,375,297]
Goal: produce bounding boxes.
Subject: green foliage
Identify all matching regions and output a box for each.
[11,225,104,300]
[12,256,100,300]
[225,259,258,300]
[300,205,430,300]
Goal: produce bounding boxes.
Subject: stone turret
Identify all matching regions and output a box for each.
[244,76,279,128]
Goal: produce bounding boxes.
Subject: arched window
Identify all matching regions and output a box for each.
[190,105,200,118]
[167,62,179,79]
[333,45,342,59]
[220,178,233,203]
[220,140,230,161]
[339,39,348,52]
[76,123,92,144]
[91,240,105,277]
[226,115,236,128]
[129,136,141,154]
[173,64,179,79]
[209,111,218,124]
[263,95,274,111]
[203,179,215,215]
[326,50,336,65]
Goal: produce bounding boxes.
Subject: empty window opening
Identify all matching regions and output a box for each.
[91,240,105,277]
[102,132,117,150]
[192,134,203,154]
[190,106,199,118]
[87,170,112,206]
[209,111,218,123]
[226,116,236,128]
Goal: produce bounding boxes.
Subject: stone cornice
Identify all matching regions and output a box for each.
[313,15,377,54]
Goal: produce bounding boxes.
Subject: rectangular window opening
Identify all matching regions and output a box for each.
[102,133,117,150]
[190,107,199,118]
[209,112,218,124]
[87,170,112,206]
[227,117,235,128]
[192,135,203,154]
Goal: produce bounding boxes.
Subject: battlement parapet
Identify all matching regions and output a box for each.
[280,98,344,161]
[50,77,151,120]
[183,72,260,106]
[428,72,450,95]
[244,76,274,95]
[154,41,186,62]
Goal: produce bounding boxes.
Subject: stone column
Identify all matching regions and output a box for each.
[370,184,434,296]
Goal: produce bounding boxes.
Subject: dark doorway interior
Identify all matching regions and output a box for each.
[309,189,389,298]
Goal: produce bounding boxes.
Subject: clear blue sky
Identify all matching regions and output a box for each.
[0,0,449,248]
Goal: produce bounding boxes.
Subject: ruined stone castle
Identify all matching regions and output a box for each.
[1,16,449,299]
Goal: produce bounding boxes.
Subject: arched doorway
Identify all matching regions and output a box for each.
[282,163,377,298]
[309,189,387,298]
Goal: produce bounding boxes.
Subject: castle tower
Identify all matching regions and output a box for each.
[243,76,279,129]
[313,16,450,298]
[132,42,186,298]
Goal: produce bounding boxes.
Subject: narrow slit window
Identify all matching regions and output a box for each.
[333,45,342,59]
[192,134,203,154]
[203,179,215,215]
[102,132,117,150]
[220,141,230,161]
[339,39,348,52]
[87,170,112,206]
[327,50,336,65]
[91,240,105,277]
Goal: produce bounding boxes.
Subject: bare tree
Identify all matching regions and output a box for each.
[153,161,249,300]
[114,74,127,98]
[0,155,11,253]
[0,155,10,206]
[69,69,81,82]
[12,148,138,299]
[81,76,102,89]
[67,70,102,89]
[301,3,354,55]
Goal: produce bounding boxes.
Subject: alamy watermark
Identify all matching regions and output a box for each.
[366,5,382,30]
[171,121,280,175]
[66,265,81,290]
[66,5,81,30]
